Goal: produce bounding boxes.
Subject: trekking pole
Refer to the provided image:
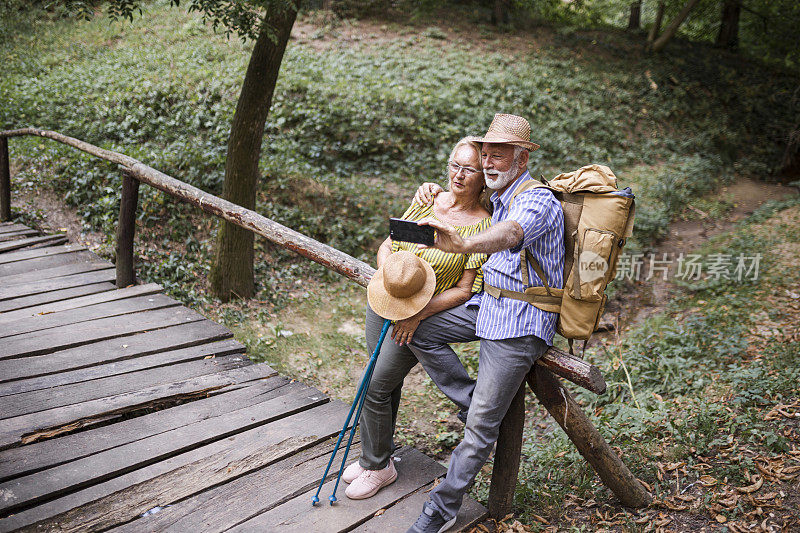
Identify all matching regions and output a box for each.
[311,318,391,506]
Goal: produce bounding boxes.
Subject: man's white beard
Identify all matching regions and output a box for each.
[484,158,520,190]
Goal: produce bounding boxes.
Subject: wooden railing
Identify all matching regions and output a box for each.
[0,128,651,519]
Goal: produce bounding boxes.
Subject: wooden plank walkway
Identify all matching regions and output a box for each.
[0,222,487,532]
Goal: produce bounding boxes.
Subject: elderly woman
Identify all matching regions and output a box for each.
[343,138,491,500]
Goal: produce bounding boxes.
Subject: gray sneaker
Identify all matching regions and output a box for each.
[406,501,457,533]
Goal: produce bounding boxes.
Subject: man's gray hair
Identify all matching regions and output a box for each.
[513,145,525,161]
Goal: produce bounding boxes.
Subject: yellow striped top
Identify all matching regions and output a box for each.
[391,201,491,295]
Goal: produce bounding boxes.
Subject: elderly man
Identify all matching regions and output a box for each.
[405,114,564,533]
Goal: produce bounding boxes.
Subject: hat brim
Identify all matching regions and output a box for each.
[367,258,436,321]
[465,132,539,151]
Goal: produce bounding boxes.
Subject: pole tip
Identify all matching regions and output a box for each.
[311,495,319,505]
[329,495,337,505]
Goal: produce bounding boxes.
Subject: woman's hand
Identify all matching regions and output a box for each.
[414,183,444,206]
[391,314,423,346]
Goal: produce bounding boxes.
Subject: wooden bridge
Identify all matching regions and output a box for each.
[0,222,486,532]
[0,129,651,532]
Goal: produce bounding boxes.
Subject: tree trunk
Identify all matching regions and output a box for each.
[491,0,509,26]
[209,5,299,301]
[715,0,741,49]
[627,1,642,31]
[780,128,800,179]
[647,1,666,43]
[650,0,702,52]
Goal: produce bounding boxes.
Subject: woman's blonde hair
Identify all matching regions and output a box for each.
[447,138,492,212]
[448,138,483,167]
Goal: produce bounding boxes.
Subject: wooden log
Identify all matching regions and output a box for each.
[0,282,114,314]
[0,233,66,253]
[0,243,86,265]
[0,137,9,222]
[527,366,652,508]
[115,171,139,288]
[0,320,232,382]
[487,383,525,519]
[538,346,606,394]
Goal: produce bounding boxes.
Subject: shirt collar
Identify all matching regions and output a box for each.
[491,169,532,209]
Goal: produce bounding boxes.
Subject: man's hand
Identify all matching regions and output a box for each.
[418,217,467,254]
[414,182,444,206]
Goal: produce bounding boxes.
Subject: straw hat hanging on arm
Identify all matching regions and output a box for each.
[367,251,436,321]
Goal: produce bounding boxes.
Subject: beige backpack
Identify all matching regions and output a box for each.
[483,164,635,345]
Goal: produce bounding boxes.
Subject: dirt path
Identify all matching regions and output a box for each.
[604,177,799,336]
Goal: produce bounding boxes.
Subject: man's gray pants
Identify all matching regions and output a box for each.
[359,304,477,470]
[407,304,548,520]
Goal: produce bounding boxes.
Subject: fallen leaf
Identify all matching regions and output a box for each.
[698,475,718,487]
[736,476,764,493]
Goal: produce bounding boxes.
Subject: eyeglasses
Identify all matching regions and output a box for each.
[448,161,481,175]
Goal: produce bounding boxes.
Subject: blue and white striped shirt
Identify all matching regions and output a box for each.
[467,170,564,345]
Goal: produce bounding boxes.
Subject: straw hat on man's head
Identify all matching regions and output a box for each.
[467,113,540,151]
[368,251,436,321]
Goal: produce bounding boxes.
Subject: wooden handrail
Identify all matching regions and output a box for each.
[0,127,606,393]
[1,128,654,519]
[0,128,376,287]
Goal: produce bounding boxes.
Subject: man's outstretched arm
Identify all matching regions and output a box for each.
[419,218,523,255]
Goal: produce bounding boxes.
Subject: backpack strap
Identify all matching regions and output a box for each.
[484,177,561,313]
[521,249,553,296]
[509,178,555,296]
[484,283,562,313]
[508,179,548,206]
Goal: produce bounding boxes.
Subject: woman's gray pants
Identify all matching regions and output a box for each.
[359,304,478,470]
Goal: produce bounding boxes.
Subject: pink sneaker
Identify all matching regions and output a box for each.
[344,460,398,500]
[342,461,366,484]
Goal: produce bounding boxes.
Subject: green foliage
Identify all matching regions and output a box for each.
[1,3,796,295]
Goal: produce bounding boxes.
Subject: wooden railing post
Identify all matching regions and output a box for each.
[527,366,652,508]
[488,382,526,519]
[0,137,10,221]
[115,171,139,288]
